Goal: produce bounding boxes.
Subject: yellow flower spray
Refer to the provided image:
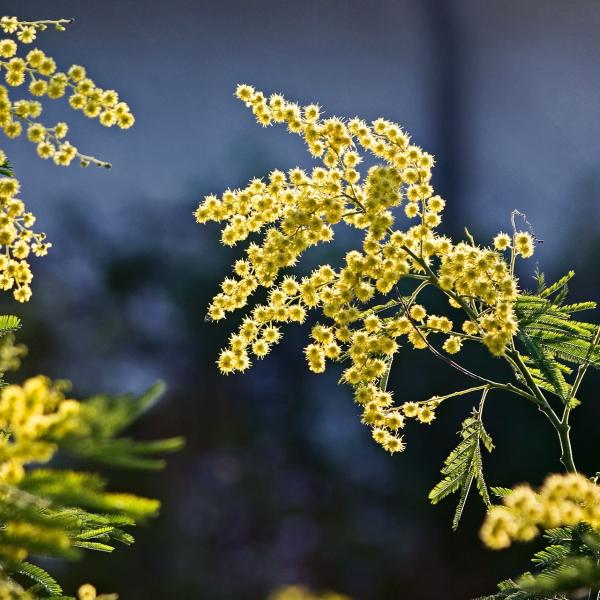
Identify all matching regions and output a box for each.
[0,15,134,302]
[198,85,535,456]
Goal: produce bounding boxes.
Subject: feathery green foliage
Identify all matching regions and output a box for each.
[516,273,600,405]
[0,380,183,598]
[0,316,20,336]
[54,382,184,470]
[429,388,493,530]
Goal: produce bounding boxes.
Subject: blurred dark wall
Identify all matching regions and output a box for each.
[0,1,599,598]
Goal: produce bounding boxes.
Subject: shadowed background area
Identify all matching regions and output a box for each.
[0,0,600,598]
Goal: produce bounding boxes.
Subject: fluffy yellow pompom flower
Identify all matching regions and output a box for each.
[443,335,462,354]
[493,232,511,251]
[514,231,535,258]
[0,39,16,58]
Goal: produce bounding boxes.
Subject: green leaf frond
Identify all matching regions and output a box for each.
[490,487,513,499]
[429,389,493,530]
[20,469,160,523]
[51,382,185,470]
[0,315,20,337]
[0,157,13,178]
[538,270,574,301]
[15,562,63,596]
[515,274,600,403]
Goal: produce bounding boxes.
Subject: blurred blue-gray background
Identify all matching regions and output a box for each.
[1,1,600,598]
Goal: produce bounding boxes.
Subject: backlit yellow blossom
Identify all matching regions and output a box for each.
[493,232,511,251]
[417,405,436,424]
[198,86,535,455]
[0,20,135,168]
[0,375,79,485]
[443,335,462,354]
[0,39,16,58]
[480,473,600,550]
[0,17,137,302]
[0,174,50,301]
[514,231,535,258]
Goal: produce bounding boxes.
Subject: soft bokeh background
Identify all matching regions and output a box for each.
[1,1,600,598]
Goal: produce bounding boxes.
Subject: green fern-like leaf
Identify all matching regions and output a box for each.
[0,315,21,337]
[0,158,13,177]
[53,382,185,470]
[515,279,600,404]
[538,271,574,300]
[20,469,160,522]
[490,487,513,499]
[518,331,570,402]
[16,561,63,595]
[72,540,115,552]
[531,545,571,568]
[561,301,597,314]
[429,391,493,530]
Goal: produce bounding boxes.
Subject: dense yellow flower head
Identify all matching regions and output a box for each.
[0,17,134,168]
[480,473,600,550]
[0,375,79,485]
[438,242,518,355]
[199,85,535,455]
[0,174,50,301]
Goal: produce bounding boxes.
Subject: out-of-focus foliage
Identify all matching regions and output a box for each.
[0,357,183,598]
[478,524,600,599]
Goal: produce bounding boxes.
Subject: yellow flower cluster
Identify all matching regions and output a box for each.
[0,171,50,301]
[1,17,73,43]
[199,86,535,454]
[0,18,134,168]
[438,241,520,355]
[480,473,600,550]
[0,16,135,301]
[401,395,441,424]
[269,585,350,600]
[0,375,79,485]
